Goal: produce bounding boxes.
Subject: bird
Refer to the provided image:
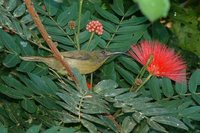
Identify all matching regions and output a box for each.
[20,50,122,75]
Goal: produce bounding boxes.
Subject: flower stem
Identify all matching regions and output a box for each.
[86,32,95,50]
[90,73,93,90]
[135,74,152,92]
[130,54,154,92]
[76,0,83,50]
[138,54,154,79]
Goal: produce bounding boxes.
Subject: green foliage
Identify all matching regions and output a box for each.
[134,0,170,22]
[0,0,200,132]
[169,4,200,57]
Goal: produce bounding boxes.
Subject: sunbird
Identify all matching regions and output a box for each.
[21,50,122,75]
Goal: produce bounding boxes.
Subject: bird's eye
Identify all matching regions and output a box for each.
[101,50,106,54]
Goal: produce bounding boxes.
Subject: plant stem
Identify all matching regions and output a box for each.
[90,73,93,90]
[130,54,154,92]
[135,74,152,92]
[76,0,83,50]
[86,32,95,50]
[105,16,125,48]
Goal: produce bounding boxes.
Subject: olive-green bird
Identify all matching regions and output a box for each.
[20,50,122,75]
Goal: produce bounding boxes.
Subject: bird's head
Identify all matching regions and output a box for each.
[91,50,124,62]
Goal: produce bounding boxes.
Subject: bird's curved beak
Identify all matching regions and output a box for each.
[106,52,125,56]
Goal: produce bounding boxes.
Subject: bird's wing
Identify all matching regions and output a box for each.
[61,51,91,60]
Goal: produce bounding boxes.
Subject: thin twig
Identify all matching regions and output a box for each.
[76,0,83,50]
[24,0,78,84]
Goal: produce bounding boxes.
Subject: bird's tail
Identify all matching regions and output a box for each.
[20,56,45,62]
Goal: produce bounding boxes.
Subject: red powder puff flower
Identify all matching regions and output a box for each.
[86,20,103,35]
[129,40,187,82]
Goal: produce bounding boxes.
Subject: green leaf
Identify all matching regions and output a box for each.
[0,39,4,52]
[100,61,117,80]
[79,31,90,44]
[141,108,169,116]
[179,106,200,116]
[26,125,41,133]
[55,111,79,124]
[57,2,78,26]
[121,17,147,26]
[1,76,33,96]
[0,127,7,133]
[34,3,47,15]
[152,22,169,43]
[161,78,174,97]
[13,4,26,17]
[0,0,4,5]
[0,85,24,99]
[35,96,60,110]
[121,116,136,133]
[83,35,99,51]
[51,35,74,46]
[104,88,128,97]
[115,92,138,101]
[175,82,187,95]
[94,80,118,93]
[12,20,23,35]
[32,65,49,76]
[101,30,111,40]
[142,30,151,40]
[134,0,170,22]
[192,93,200,105]
[57,92,79,109]
[124,5,139,17]
[82,114,106,126]
[111,0,124,16]
[41,126,60,133]
[113,35,133,43]
[0,29,21,53]
[21,14,32,24]
[100,20,116,33]
[46,26,64,36]
[0,15,12,27]
[98,115,117,132]
[148,77,162,100]
[56,128,75,133]
[44,0,58,16]
[21,99,37,113]
[118,56,140,74]
[115,64,134,85]
[186,113,200,121]
[19,41,35,56]
[136,123,149,133]
[189,69,200,93]
[71,68,88,92]
[147,120,167,133]
[41,76,59,93]
[81,120,97,133]
[117,24,149,34]
[17,61,36,72]
[5,0,17,11]
[108,43,131,52]
[151,116,188,130]
[95,5,119,24]
[80,11,91,29]
[178,100,193,111]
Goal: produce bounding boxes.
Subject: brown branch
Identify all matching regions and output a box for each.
[24,0,78,84]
